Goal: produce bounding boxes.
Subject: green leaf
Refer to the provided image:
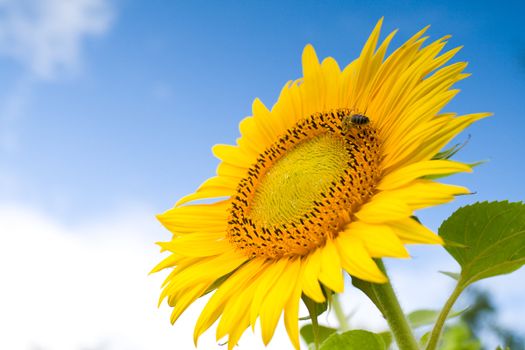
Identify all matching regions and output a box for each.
[408,309,440,328]
[378,332,393,348]
[300,324,337,345]
[440,322,481,350]
[407,309,464,328]
[420,331,431,347]
[320,330,386,350]
[439,201,525,288]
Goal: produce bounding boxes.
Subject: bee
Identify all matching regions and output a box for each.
[342,113,370,132]
[350,114,369,125]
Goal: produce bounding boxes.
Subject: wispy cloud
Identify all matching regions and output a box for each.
[0,0,113,80]
[0,0,114,168]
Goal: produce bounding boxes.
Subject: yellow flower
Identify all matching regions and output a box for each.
[153,19,489,349]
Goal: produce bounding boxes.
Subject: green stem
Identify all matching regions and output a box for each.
[355,260,419,350]
[425,282,464,350]
[332,293,349,331]
[311,310,320,350]
[304,296,321,350]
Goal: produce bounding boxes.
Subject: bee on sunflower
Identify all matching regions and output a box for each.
[152,18,489,350]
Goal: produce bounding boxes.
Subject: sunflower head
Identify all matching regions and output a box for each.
[153,18,489,350]
[227,108,382,259]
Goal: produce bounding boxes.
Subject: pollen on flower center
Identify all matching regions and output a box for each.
[250,133,349,227]
[227,109,383,259]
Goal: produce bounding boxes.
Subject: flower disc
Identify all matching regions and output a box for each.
[228,109,381,258]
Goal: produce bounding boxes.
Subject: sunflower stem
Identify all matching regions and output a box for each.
[425,282,464,350]
[332,293,349,331]
[357,260,420,350]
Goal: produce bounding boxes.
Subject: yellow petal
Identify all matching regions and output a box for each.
[376,180,470,210]
[378,160,472,190]
[272,80,302,128]
[300,248,325,302]
[384,68,467,152]
[157,201,229,233]
[385,113,491,170]
[389,218,443,244]
[381,115,453,170]
[216,161,246,179]
[238,115,269,155]
[335,235,387,283]
[367,32,429,128]
[150,253,182,274]
[249,259,288,328]
[356,196,412,223]
[342,221,409,258]
[283,260,304,350]
[383,89,461,165]
[163,199,229,219]
[158,233,230,257]
[302,44,321,79]
[174,177,239,207]
[354,17,383,108]
[193,258,265,345]
[216,275,258,341]
[170,281,211,324]
[301,44,324,115]
[212,144,255,168]
[409,113,491,164]
[252,98,281,141]
[318,239,344,293]
[161,250,245,305]
[227,310,251,350]
[260,258,301,345]
[358,28,397,109]
[321,57,341,109]
[158,256,199,288]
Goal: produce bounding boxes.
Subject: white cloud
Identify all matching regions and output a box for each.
[0,0,113,154]
[0,203,300,350]
[0,0,113,79]
[0,202,173,350]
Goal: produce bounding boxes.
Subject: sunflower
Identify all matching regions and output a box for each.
[153,19,489,349]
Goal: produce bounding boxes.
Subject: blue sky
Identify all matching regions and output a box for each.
[2,0,525,221]
[0,0,524,349]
